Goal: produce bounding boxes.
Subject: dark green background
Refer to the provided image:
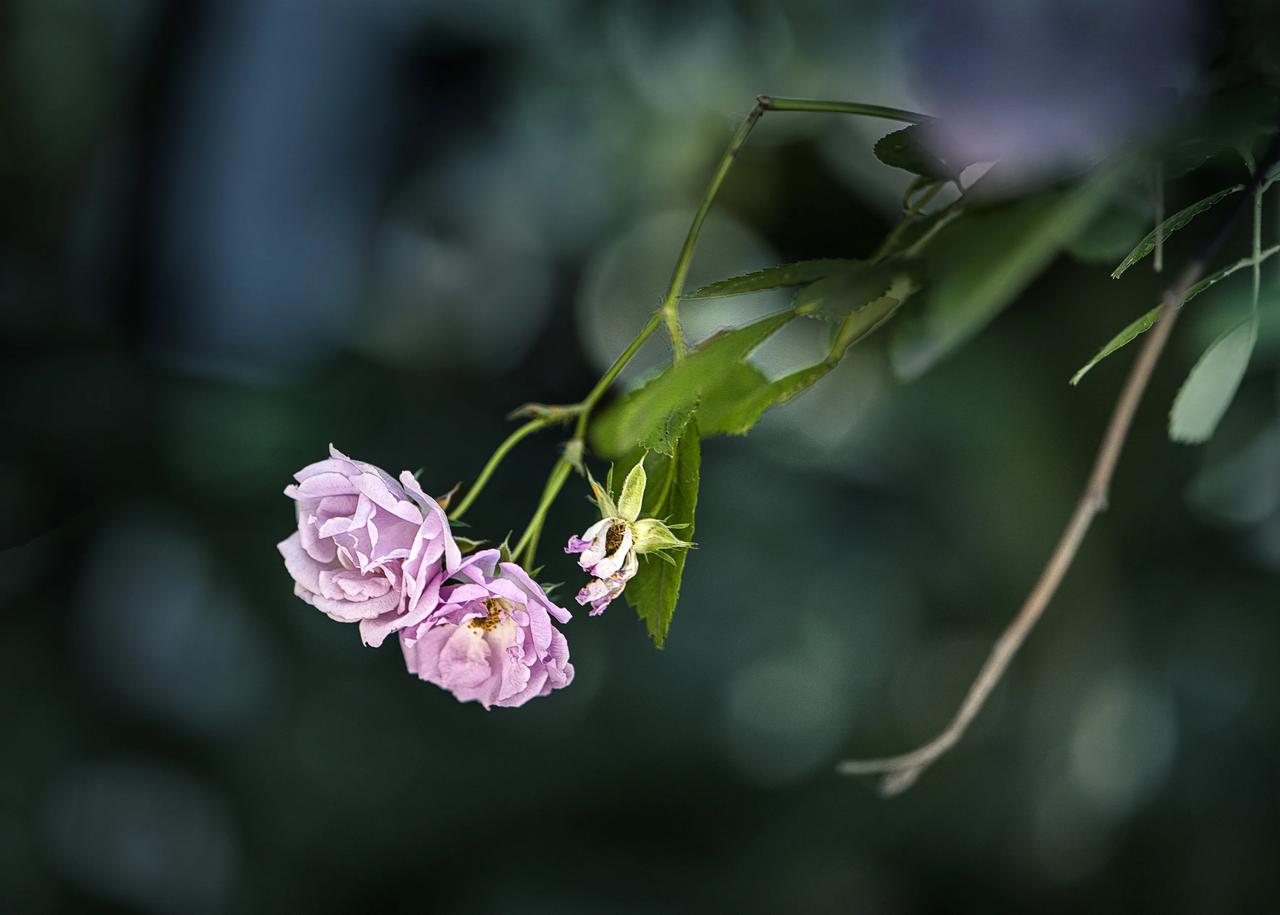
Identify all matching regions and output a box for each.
[4,1,1279,912]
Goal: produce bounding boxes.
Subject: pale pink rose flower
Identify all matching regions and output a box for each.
[401,550,574,709]
[278,445,459,646]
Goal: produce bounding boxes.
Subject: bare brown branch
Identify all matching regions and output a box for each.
[838,137,1280,795]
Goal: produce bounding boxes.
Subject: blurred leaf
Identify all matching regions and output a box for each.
[793,261,899,321]
[590,311,794,457]
[1172,83,1280,177]
[874,124,957,180]
[1065,194,1152,264]
[1169,315,1258,444]
[687,260,855,299]
[1111,184,1243,279]
[890,168,1118,380]
[1162,84,1280,179]
[621,424,700,648]
[1072,244,1280,384]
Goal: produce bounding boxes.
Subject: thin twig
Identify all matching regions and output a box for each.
[839,139,1280,796]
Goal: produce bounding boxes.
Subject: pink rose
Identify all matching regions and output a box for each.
[277,445,460,646]
[400,550,574,709]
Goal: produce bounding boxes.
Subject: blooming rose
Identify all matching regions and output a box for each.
[278,445,459,646]
[566,460,689,615]
[401,550,574,709]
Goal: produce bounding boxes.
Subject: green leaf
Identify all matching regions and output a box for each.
[1071,244,1280,384]
[1110,184,1244,279]
[690,362,773,435]
[623,424,700,648]
[698,361,834,437]
[686,259,856,299]
[874,125,955,180]
[590,310,795,458]
[793,260,899,321]
[1070,307,1160,386]
[1169,316,1258,444]
[832,276,917,353]
[890,167,1119,380]
[698,277,918,437]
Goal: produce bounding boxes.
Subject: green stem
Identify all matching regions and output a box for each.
[584,95,932,440]
[512,457,572,564]
[511,94,935,565]
[759,96,932,123]
[1253,182,1263,315]
[658,100,769,360]
[449,417,553,522]
[871,181,943,262]
[902,204,963,258]
[573,312,663,440]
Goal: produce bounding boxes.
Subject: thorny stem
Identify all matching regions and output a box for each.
[838,139,1280,796]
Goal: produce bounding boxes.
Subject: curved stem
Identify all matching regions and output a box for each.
[574,313,663,440]
[658,100,769,359]
[512,457,572,563]
[759,96,932,123]
[578,95,931,442]
[871,181,944,263]
[449,417,554,522]
[512,95,936,564]
[840,261,1202,795]
[1253,183,1263,315]
[901,205,963,258]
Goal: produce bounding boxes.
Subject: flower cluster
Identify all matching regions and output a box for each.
[279,446,574,709]
[565,460,691,615]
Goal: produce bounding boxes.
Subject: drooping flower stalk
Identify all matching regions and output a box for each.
[276,97,932,711]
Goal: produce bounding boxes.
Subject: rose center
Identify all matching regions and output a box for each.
[469,597,509,632]
[605,522,628,555]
